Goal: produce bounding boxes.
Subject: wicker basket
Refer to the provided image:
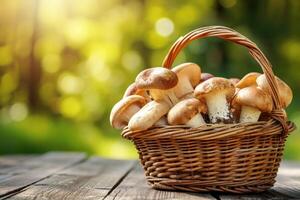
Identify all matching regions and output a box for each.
[121,26,296,194]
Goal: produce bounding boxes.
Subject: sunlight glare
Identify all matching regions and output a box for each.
[155,17,174,37]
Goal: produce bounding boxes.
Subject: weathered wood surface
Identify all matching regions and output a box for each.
[0,152,299,200]
[0,152,86,198]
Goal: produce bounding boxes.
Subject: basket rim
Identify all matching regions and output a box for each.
[122,119,295,140]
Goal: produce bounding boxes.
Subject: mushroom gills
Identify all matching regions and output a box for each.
[205,92,232,123]
[239,105,261,123]
[186,114,206,128]
[123,104,142,123]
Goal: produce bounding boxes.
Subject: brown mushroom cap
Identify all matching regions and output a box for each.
[229,78,240,85]
[172,63,201,87]
[135,67,178,90]
[236,72,261,89]
[123,83,139,97]
[256,74,293,108]
[194,77,235,99]
[200,73,214,83]
[123,82,150,100]
[168,98,202,125]
[110,95,146,129]
[233,86,273,112]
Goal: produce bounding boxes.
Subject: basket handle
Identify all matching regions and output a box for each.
[162,26,289,133]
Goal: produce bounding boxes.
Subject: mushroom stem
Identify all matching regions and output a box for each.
[205,92,232,123]
[186,114,206,128]
[166,89,179,105]
[123,104,142,123]
[151,89,178,106]
[239,105,261,123]
[174,76,194,99]
[128,101,170,131]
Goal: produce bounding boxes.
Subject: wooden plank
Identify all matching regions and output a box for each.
[270,161,300,199]
[2,155,299,200]
[218,191,291,200]
[0,155,36,175]
[0,152,86,198]
[105,164,215,200]
[7,157,136,200]
[0,155,36,163]
[218,161,300,199]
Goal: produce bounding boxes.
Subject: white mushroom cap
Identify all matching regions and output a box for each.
[172,63,201,99]
[128,100,170,131]
[236,72,261,89]
[110,95,146,129]
[135,67,178,106]
[256,74,293,108]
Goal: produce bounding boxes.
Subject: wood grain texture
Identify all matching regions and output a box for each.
[0,152,86,198]
[218,161,300,199]
[271,161,300,199]
[1,153,300,200]
[0,155,35,175]
[218,190,291,200]
[105,164,216,200]
[7,157,136,200]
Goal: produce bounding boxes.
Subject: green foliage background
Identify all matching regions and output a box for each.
[0,0,299,159]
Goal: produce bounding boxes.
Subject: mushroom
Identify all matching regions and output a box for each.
[256,74,293,108]
[194,77,235,123]
[236,72,261,89]
[172,63,201,99]
[110,95,147,129]
[135,67,178,107]
[200,73,214,83]
[123,82,151,102]
[232,86,273,123]
[229,78,240,85]
[168,98,206,128]
[153,116,168,127]
[128,100,170,131]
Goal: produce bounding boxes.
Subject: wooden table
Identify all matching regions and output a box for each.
[0,152,299,199]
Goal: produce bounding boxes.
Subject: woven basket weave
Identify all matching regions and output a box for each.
[121,26,296,194]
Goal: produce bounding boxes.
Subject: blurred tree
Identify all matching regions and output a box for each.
[0,0,299,159]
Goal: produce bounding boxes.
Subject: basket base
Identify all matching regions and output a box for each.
[148,180,275,194]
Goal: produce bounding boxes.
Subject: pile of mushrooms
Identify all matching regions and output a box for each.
[110,63,293,131]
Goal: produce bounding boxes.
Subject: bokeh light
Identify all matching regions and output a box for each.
[9,102,28,122]
[155,17,174,37]
[58,72,83,94]
[59,96,82,118]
